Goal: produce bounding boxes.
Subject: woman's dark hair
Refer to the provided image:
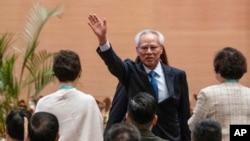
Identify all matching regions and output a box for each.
[214,47,247,79]
[53,50,82,82]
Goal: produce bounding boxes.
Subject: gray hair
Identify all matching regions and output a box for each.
[134,29,165,47]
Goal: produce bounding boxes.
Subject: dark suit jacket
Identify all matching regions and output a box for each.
[98,46,191,141]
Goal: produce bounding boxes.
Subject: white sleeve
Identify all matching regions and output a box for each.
[99,41,110,52]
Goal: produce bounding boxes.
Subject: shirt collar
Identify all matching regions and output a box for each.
[143,62,162,76]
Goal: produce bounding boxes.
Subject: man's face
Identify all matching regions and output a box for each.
[136,33,163,70]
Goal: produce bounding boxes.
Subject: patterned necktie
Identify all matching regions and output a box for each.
[148,71,158,101]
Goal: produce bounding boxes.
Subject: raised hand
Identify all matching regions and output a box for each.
[88,13,107,45]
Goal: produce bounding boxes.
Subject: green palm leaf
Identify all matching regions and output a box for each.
[0,34,19,136]
[0,2,63,137]
[0,33,12,67]
[0,55,19,97]
[23,50,55,98]
[20,2,63,82]
[24,50,53,80]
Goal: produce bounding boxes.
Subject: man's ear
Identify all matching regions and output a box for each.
[152,115,158,125]
[125,113,131,123]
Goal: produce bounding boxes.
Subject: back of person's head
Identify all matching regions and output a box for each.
[192,119,222,141]
[214,47,247,80]
[5,107,32,141]
[53,50,81,82]
[127,92,157,126]
[28,112,59,141]
[105,122,141,141]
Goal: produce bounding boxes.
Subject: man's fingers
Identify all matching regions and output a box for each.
[88,13,98,24]
[92,14,99,22]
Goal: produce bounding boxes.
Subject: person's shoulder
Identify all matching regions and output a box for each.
[155,135,169,141]
[201,84,219,91]
[124,58,136,63]
[74,89,96,101]
[154,136,169,141]
[162,64,186,76]
[144,136,169,141]
[36,92,55,103]
[162,64,186,74]
[199,84,224,97]
[242,85,250,92]
[237,83,250,89]
[35,93,55,111]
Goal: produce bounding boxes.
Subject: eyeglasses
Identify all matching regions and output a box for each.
[137,45,161,52]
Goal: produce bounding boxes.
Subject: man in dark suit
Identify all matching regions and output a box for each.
[126,92,169,141]
[88,13,191,141]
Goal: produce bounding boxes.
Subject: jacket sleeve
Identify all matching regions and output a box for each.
[104,83,129,136]
[179,71,191,141]
[97,45,131,84]
[188,90,209,132]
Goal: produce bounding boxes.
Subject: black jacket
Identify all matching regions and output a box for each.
[98,46,191,141]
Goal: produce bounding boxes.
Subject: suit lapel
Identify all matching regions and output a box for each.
[136,62,156,96]
[161,64,175,97]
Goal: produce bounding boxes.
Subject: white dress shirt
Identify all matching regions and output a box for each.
[144,63,169,103]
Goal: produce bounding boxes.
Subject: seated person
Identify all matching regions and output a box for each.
[105,122,141,141]
[192,119,222,141]
[28,112,59,141]
[126,92,168,141]
[5,108,32,141]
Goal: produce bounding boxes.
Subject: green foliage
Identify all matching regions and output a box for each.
[0,3,63,137]
[0,34,19,135]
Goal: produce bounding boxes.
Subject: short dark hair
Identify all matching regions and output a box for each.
[5,108,32,141]
[53,50,82,82]
[214,47,247,79]
[28,112,59,141]
[128,92,156,125]
[105,123,141,141]
[192,119,222,141]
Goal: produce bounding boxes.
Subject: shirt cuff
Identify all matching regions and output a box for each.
[99,41,110,52]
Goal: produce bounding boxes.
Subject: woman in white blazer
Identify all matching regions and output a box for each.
[188,47,250,141]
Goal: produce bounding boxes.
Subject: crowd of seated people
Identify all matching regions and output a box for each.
[5,108,59,141]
